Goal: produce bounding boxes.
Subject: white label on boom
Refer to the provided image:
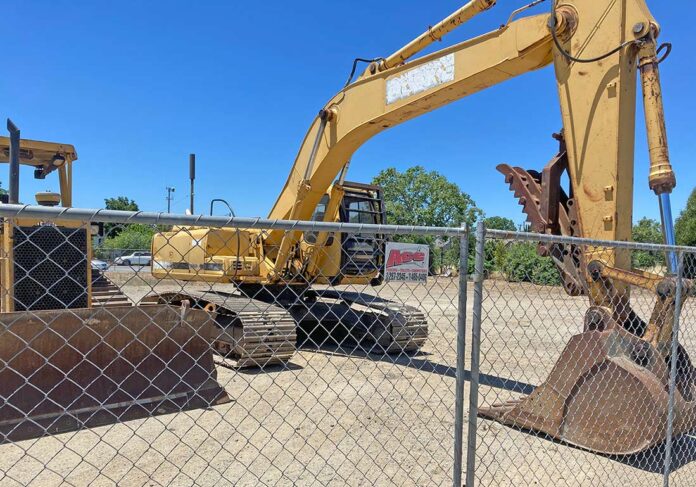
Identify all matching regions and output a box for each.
[386,53,455,105]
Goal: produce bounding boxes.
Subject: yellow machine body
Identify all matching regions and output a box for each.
[153,182,384,286]
[151,0,694,454]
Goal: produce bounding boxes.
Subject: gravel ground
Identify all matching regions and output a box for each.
[0,275,694,486]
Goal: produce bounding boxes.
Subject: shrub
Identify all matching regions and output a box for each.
[98,224,155,258]
[503,242,561,286]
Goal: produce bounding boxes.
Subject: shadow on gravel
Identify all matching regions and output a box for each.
[306,344,535,394]
[611,435,696,473]
[227,361,304,375]
[482,422,696,473]
[305,345,696,473]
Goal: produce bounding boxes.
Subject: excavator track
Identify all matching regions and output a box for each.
[292,290,428,353]
[91,270,133,307]
[143,290,296,368]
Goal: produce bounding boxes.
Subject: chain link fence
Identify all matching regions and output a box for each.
[0,205,470,486]
[469,224,696,487]
[1,205,695,486]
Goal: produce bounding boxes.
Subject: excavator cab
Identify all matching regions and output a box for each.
[338,182,385,279]
[299,181,386,286]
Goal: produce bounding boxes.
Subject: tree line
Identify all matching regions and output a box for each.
[373,166,696,284]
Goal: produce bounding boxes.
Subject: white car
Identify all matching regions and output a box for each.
[91,259,109,271]
[114,251,152,266]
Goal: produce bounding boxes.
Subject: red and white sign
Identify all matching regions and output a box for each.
[384,242,429,283]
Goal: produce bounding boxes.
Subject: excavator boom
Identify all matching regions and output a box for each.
[265,12,556,270]
[263,0,691,454]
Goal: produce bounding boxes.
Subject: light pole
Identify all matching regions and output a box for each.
[166,186,175,213]
[189,154,195,214]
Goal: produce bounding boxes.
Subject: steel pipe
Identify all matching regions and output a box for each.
[382,0,496,70]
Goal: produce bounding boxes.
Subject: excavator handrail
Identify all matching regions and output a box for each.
[3,203,694,255]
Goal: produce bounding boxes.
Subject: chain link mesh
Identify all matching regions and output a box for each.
[472,229,696,487]
[2,208,696,486]
[0,213,464,486]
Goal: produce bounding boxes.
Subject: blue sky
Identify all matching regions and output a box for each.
[3,1,695,225]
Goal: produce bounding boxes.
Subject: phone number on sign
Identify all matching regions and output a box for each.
[386,271,427,283]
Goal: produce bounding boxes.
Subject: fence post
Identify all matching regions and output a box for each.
[663,251,685,487]
[453,226,470,487]
[465,221,485,487]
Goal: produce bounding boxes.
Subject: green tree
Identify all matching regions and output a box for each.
[105,196,139,212]
[632,217,663,269]
[676,189,696,246]
[373,166,481,271]
[104,196,140,238]
[478,216,518,275]
[676,188,696,277]
[373,166,480,228]
[484,216,516,231]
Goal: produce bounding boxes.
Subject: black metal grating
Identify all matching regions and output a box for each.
[13,225,88,311]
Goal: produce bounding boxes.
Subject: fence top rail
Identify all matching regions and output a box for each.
[0,204,467,237]
[1,204,694,254]
[485,228,696,254]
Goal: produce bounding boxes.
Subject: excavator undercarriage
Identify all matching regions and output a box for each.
[143,287,428,369]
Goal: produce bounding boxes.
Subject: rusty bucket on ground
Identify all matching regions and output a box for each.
[479,325,696,455]
[0,304,230,443]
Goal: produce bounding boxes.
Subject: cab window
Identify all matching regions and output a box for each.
[347,200,378,225]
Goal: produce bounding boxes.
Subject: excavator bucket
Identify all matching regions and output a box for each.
[0,304,229,443]
[479,326,696,455]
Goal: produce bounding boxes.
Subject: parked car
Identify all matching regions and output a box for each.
[114,251,152,266]
[91,259,109,271]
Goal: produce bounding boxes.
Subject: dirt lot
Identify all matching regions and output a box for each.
[0,275,694,486]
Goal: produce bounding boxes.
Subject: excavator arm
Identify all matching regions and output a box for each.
[261,1,696,454]
[266,8,555,267]
[266,0,675,287]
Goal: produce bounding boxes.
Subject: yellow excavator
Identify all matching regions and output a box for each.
[0,132,227,442]
[149,0,694,454]
[149,180,428,367]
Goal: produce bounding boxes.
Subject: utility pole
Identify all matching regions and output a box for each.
[7,119,20,204]
[165,186,175,213]
[189,154,196,214]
